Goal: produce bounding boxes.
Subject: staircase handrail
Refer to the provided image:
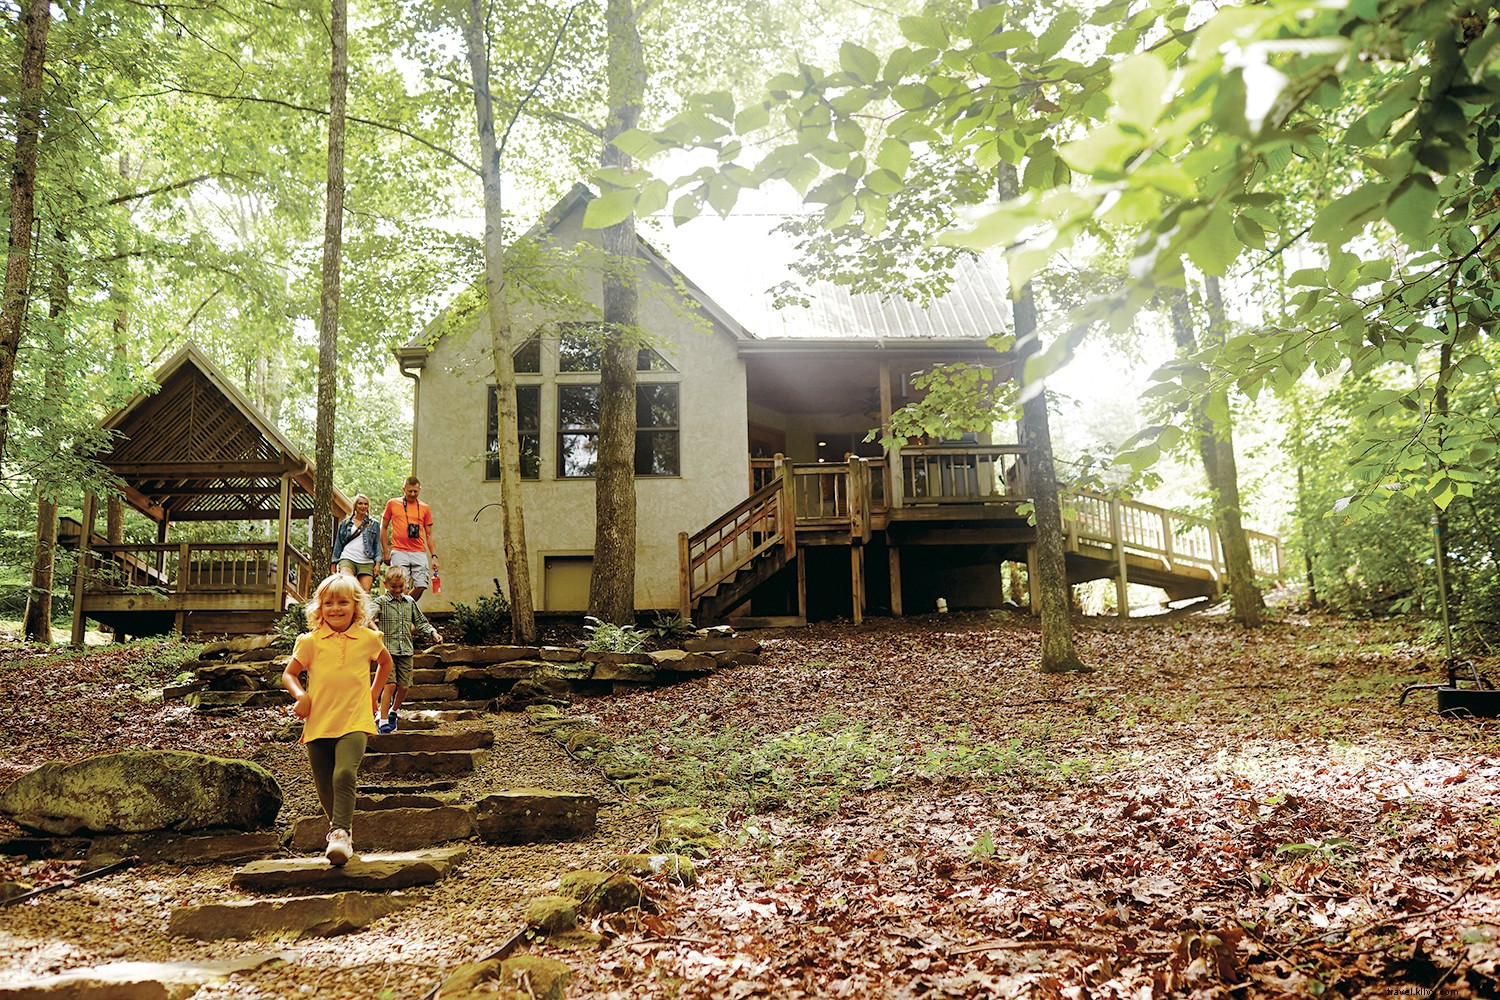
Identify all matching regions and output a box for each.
[679,472,788,618]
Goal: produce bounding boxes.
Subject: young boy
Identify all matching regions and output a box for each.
[372,565,442,733]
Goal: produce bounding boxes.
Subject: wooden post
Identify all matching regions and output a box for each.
[70,492,97,646]
[888,544,903,616]
[850,544,864,624]
[1161,511,1174,567]
[277,474,293,607]
[847,454,865,541]
[678,531,692,620]
[1026,541,1040,615]
[777,454,796,558]
[796,547,807,621]
[1109,497,1129,617]
[880,361,901,510]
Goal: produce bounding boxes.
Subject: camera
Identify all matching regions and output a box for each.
[407,523,422,539]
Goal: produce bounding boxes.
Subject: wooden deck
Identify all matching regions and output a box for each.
[684,449,1283,623]
[61,517,313,638]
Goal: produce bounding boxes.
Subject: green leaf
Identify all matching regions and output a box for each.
[1309,182,1391,246]
[899,14,949,49]
[875,137,911,176]
[581,187,639,229]
[611,128,667,161]
[1109,53,1170,129]
[1185,204,1241,276]
[734,102,771,134]
[1059,125,1142,175]
[1386,175,1440,246]
[839,42,881,84]
[1038,8,1082,59]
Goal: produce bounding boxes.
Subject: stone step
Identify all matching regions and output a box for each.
[402,701,490,714]
[83,831,283,866]
[366,728,494,754]
[357,790,461,810]
[289,806,476,852]
[359,749,487,777]
[473,789,598,845]
[231,845,469,892]
[184,689,282,710]
[359,779,459,794]
[412,668,446,684]
[405,683,458,701]
[0,953,287,998]
[168,891,406,940]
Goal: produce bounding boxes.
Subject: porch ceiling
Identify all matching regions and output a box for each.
[742,340,1011,415]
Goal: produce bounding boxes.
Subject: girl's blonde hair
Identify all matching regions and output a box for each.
[305,573,373,630]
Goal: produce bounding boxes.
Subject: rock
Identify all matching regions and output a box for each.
[367,729,494,753]
[473,789,598,844]
[684,634,761,654]
[85,831,283,866]
[525,895,578,934]
[230,846,469,892]
[412,652,440,670]
[653,807,722,857]
[647,649,716,675]
[360,750,486,777]
[185,690,282,709]
[503,681,571,711]
[357,790,460,810]
[563,730,613,755]
[168,892,406,940]
[613,853,697,886]
[405,683,459,702]
[536,662,593,683]
[539,646,581,662]
[289,806,476,851]
[581,651,653,666]
[437,645,541,665]
[0,953,288,999]
[436,955,571,1000]
[0,751,281,836]
[588,660,656,683]
[443,664,538,684]
[199,635,275,658]
[0,879,30,903]
[558,870,647,914]
[229,646,282,663]
[714,651,761,667]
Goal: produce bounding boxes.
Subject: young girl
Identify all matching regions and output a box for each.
[281,573,392,866]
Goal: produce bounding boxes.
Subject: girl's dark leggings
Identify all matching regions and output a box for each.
[305,731,367,832]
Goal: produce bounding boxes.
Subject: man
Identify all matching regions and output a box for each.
[381,476,439,602]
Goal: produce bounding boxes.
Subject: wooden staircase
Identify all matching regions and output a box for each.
[679,472,797,624]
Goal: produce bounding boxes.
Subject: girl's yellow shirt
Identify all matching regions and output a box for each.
[291,624,385,741]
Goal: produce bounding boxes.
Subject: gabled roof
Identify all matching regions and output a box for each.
[98,343,348,523]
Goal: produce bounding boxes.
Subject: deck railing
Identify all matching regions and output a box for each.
[898,445,1028,503]
[680,470,792,618]
[81,541,313,606]
[1063,491,1283,580]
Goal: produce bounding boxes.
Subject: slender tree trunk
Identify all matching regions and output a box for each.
[461,0,537,642]
[998,165,1086,673]
[23,233,67,642]
[1289,391,1321,607]
[1435,339,1453,630]
[0,0,50,466]
[1168,280,1263,626]
[311,0,348,577]
[589,0,647,624]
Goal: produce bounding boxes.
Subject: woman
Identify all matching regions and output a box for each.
[331,494,381,592]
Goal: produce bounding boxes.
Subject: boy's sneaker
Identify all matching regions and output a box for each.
[376,718,394,735]
[325,828,353,867]
[386,710,399,732]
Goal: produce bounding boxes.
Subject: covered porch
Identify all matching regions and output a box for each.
[68,344,349,641]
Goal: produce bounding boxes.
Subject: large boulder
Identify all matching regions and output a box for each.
[0,751,281,836]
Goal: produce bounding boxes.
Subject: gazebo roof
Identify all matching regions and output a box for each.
[97,343,348,523]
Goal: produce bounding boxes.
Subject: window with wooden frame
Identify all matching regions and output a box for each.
[485,384,540,480]
[556,383,680,478]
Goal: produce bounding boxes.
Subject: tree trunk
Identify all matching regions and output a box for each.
[461,0,537,642]
[0,0,50,465]
[999,164,1086,673]
[23,233,67,643]
[1168,280,1263,626]
[311,0,348,578]
[589,0,647,625]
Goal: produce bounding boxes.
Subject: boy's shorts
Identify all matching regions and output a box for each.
[387,654,414,688]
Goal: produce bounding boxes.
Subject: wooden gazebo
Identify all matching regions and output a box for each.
[67,344,349,641]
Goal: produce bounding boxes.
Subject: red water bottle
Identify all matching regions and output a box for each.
[431,572,441,594]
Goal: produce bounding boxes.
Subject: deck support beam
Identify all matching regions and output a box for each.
[70,492,97,646]
[1110,497,1129,617]
[888,544,903,616]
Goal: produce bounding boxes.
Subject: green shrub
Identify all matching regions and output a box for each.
[583,615,648,653]
[647,610,696,642]
[451,579,512,645]
[271,604,308,650]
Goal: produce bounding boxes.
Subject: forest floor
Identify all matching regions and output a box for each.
[3,596,1500,998]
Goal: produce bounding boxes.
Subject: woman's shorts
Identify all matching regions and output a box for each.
[338,558,376,577]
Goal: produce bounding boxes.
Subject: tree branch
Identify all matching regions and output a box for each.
[437,73,602,141]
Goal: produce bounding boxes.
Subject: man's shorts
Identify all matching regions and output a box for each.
[387,653,414,688]
[390,549,431,589]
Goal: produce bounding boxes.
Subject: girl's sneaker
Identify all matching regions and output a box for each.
[325,828,353,866]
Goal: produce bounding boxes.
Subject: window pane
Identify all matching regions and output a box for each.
[560,433,598,477]
[514,337,541,374]
[558,324,603,372]
[635,431,679,476]
[558,385,599,431]
[636,384,678,428]
[487,385,540,479]
[637,347,674,372]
